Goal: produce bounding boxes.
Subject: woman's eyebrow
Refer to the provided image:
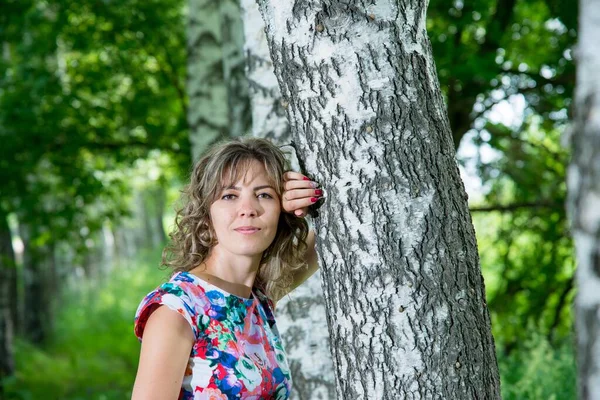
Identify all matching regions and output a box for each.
[223,184,276,191]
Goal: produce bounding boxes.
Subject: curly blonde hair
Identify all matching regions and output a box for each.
[162,137,309,300]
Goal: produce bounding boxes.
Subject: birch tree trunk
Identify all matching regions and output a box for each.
[220,0,252,138]
[0,211,15,392]
[240,0,291,142]
[241,1,335,397]
[257,1,501,398]
[187,0,229,160]
[567,1,600,397]
[20,223,55,344]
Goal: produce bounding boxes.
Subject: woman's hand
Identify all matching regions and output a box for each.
[282,171,323,217]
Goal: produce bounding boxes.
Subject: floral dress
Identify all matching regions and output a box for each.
[134,271,292,400]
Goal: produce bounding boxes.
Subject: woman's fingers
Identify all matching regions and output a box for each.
[283,188,322,201]
[284,179,318,191]
[283,171,318,186]
[283,196,320,212]
[283,171,308,182]
[282,171,323,216]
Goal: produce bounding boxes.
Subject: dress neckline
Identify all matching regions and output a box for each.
[178,271,256,305]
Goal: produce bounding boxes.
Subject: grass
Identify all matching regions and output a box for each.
[3,247,169,400]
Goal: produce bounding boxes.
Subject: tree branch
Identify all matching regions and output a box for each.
[158,49,188,115]
[480,0,518,55]
[469,201,564,212]
[547,276,574,342]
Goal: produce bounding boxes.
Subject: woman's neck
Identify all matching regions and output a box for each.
[189,249,262,299]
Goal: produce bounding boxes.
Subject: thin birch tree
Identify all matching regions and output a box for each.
[187,0,230,160]
[567,0,600,398]
[256,1,501,398]
[0,210,15,394]
[220,0,252,138]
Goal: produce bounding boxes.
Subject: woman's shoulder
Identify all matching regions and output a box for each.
[137,271,207,305]
[169,270,208,292]
[134,271,211,340]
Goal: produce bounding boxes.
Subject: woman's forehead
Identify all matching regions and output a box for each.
[221,159,277,187]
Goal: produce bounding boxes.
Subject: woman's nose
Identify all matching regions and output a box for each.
[238,197,259,217]
[239,207,257,217]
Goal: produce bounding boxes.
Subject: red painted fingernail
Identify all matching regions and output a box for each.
[311,197,318,203]
[315,189,323,196]
[303,177,310,181]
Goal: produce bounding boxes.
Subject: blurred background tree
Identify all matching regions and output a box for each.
[0,0,576,398]
[0,0,188,396]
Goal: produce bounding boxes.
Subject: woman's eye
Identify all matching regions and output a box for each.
[222,193,273,200]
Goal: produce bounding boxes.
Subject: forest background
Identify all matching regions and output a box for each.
[0,0,576,399]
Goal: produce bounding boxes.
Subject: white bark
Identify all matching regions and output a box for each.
[241,1,336,398]
[567,1,600,398]
[274,275,336,399]
[257,1,500,398]
[240,0,292,142]
[187,0,229,160]
[220,0,252,138]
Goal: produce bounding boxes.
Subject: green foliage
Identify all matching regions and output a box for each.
[427,0,575,146]
[499,334,576,400]
[471,118,574,352]
[0,0,579,396]
[0,0,189,344]
[0,0,189,253]
[426,0,576,355]
[2,247,168,400]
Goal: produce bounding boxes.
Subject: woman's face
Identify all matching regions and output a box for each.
[208,159,281,259]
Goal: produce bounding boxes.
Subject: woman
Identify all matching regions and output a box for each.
[131,137,323,399]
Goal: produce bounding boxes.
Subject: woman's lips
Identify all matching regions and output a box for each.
[235,228,260,234]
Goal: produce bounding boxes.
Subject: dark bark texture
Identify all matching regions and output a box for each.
[257,1,501,398]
